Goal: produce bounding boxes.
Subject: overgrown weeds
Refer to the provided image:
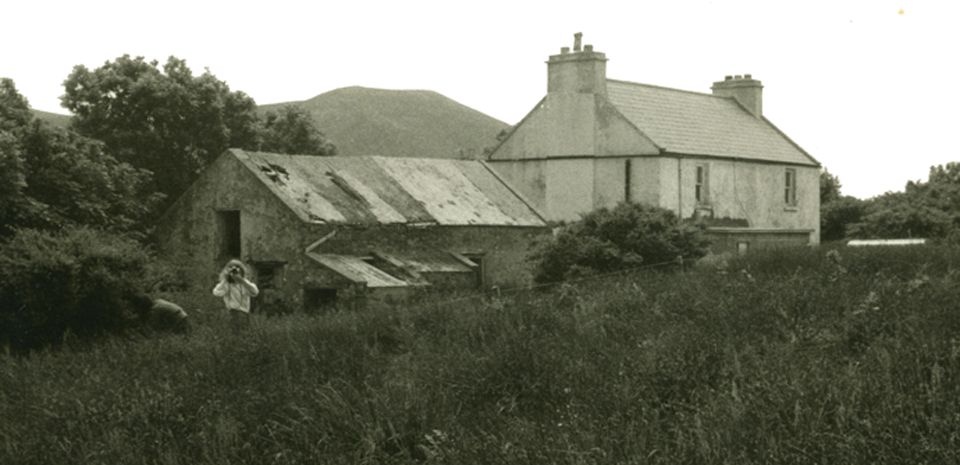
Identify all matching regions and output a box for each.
[4,245,960,463]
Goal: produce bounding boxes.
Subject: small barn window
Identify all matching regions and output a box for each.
[253,262,285,290]
[304,288,338,314]
[216,210,241,259]
[738,242,749,255]
[784,169,797,206]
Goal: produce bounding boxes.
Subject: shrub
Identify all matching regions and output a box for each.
[528,202,711,283]
[0,227,159,353]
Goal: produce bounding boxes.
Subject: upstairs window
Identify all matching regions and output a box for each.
[784,168,797,206]
[695,164,709,204]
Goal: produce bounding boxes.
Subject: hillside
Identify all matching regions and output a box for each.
[259,86,508,159]
[29,109,71,128]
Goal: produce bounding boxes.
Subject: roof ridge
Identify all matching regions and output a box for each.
[606,78,725,99]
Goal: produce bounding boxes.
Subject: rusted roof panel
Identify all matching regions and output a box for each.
[306,253,412,288]
[378,251,474,274]
[232,150,546,226]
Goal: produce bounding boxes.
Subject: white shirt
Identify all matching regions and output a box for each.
[212,278,259,313]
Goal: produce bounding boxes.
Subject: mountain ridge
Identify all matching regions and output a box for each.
[258,86,508,159]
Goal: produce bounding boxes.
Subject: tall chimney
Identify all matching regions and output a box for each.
[546,33,608,96]
[711,74,763,117]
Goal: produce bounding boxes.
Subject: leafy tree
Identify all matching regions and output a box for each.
[529,202,710,283]
[0,132,27,232]
[259,105,336,155]
[0,78,158,238]
[61,55,261,204]
[17,120,162,234]
[848,191,952,239]
[0,78,32,131]
[842,163,960,240]
[820,168,842,205]
[817,167,867,242]
[820,195,866,242]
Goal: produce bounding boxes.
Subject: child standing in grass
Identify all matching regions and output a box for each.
[212,259,259,331]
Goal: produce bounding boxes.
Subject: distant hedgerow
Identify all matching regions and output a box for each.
[529,202,711,283]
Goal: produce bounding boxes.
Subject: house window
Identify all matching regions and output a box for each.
[695,164,709,204]
[784,169,797,206]
[624,159,632,202]
[216,210,241,259]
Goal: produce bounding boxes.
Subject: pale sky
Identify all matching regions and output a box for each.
[3,0,956,200]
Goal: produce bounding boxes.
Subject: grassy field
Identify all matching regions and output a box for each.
[4,245,960,464]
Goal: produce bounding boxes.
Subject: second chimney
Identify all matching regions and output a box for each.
[711,74,763,117]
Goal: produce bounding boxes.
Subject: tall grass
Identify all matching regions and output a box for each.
[4,245,960,463]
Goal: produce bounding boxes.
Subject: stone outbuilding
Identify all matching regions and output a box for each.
[156,149,549,313]
[488,33,821,254]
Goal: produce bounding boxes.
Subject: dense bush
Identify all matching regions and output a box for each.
[0,227,160,353]
[528,202,710,283]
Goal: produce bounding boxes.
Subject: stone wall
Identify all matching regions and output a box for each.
[156,152,549,313]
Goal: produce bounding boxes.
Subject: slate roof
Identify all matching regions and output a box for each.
[230,149,546,226]
[605,79,818,166]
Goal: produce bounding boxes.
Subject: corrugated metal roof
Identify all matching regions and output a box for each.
[379,251,474,274]
[231,149,547,226]
[306,253,413,288]
[606,80,817,166]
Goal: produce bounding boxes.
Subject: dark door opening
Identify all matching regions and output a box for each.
[253,262,285,315]
[217,210,241,259]
[304,288,338,314]
[462,253,486,288]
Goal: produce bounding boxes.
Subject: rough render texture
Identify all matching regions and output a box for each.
[490,94,658,161]
[156,152,549,311]
[486,73,820,251]
[490,154,820,249]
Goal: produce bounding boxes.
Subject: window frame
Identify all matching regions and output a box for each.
[784,168,798,207]
[695,164,709,205]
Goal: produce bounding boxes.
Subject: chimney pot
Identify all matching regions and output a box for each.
[712,74,763,117]
[584,44,593,52]
[547,33,607,97]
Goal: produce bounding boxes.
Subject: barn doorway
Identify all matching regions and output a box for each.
[216,210,241,259]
